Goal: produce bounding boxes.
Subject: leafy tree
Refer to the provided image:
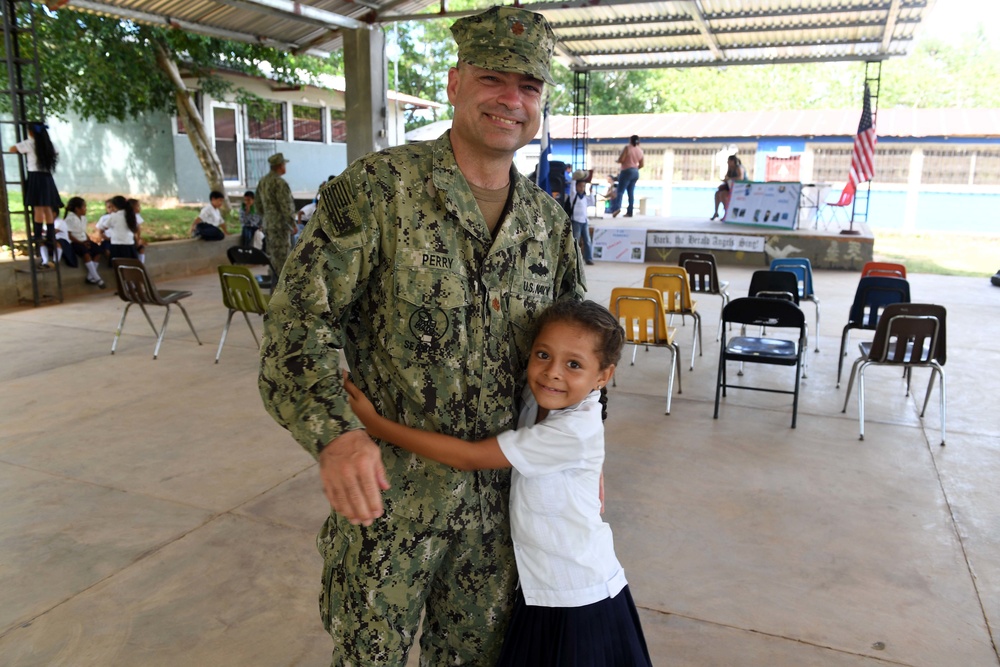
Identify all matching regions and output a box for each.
[26,4,340,210]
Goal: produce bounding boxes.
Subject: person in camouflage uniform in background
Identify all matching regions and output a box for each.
[258,6,585,666]
[255,152,296,273]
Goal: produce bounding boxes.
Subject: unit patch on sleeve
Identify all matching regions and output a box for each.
[321,179,362,236]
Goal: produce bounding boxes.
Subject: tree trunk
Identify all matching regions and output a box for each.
[152,39,230,216]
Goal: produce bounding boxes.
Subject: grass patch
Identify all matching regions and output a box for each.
[3,191,241,243]
[872,230,998,278]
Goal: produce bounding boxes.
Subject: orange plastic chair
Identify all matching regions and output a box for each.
[609,287,682,414]
[861,261,907,279]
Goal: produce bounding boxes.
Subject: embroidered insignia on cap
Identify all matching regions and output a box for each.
[511,20,525,35]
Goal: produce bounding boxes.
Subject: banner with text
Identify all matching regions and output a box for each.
[724,181,801,230]
[647,231,766,253]
[592,227,647,263]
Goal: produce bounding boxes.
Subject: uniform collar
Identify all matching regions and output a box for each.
[431,131,549,250]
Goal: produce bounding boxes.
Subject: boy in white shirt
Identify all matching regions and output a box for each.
[190,191,228,241]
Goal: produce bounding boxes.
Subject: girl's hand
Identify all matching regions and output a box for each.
[343,370,379,427]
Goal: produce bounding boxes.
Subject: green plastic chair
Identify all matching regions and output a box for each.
[216,264,271,363]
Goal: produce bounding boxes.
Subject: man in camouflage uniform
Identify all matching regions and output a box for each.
[259,7,585,665]
[255,152,296,273]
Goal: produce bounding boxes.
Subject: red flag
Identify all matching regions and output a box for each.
[839,84,877,202]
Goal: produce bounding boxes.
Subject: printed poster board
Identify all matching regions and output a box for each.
[724,181,801,230]
[591,226,646,263]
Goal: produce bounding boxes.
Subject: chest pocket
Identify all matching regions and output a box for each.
[506,241,556,371]
[386,267,472,368]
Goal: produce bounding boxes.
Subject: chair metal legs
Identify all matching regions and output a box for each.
[111,302,202,359]
[842,361,946,446]
[806,296,820,352]
[612,342,682,415]
[215,309,261,363]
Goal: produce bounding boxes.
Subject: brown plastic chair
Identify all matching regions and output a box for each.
[861,261,907,279]
[644,266,701,370]
[111,258,202,359]
[840,303,946,446]
[216,265,271,363]
[609,287,682,414]
[678,251,730,341]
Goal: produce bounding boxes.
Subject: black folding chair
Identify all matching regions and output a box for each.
[714,297,807,428]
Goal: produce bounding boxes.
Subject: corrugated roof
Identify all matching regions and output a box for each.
[405,109,1000,142]
[67,0,936,68]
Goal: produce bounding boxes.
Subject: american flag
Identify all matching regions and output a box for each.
[840,84,877,201]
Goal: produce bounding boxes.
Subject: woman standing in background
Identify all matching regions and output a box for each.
[611,135,643,218]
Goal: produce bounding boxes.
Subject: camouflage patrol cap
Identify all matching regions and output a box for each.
[268,152,289,166]
[451,6,556,85]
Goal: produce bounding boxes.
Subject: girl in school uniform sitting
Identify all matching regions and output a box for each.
[345,300,652,666]
[99,195,140,262]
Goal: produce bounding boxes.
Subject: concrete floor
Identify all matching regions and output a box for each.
[1,260,998,666]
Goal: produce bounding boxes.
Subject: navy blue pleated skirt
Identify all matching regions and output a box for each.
[24,171,63,209]
[495,585,652,666]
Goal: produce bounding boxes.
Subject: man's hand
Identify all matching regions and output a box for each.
[319,430,390,526]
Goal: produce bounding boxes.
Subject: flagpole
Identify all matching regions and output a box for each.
[841,83,876,235]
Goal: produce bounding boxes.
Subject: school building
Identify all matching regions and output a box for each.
[506,108,1000,235]
[47,69,442,205]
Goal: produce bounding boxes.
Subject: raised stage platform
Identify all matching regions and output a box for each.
[589,215,874,270]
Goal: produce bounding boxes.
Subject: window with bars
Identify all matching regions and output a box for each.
[590,144,753,182]
[672,145,756,181]
[247,100,285,141]
[874,146,911,184]
[330,109,347,143]
[972,149,1000,185]
[922,148,974,185]
[293,104,324,142]
[812,147,853,184]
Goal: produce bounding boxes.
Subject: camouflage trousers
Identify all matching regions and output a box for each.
[266,225,292,278]
[317,510,517,667]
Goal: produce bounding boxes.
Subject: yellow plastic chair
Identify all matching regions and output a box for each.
[111,258,202,359]
[609,287,682,415]
[644,266,701,370]
[216,264,271,363]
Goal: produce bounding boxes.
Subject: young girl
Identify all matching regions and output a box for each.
[345,300,652,666]
[99,195,140,261]
[9,122,63,268]
[63,197,106,288]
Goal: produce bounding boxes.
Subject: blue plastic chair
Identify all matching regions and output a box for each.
[770,258,820,352]
[836,276,911,387]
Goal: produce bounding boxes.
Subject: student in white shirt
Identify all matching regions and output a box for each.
[190,191,228,241]
[8,122,62,268]
[63,196,106,287]
[104,195,140,261]
[345,300,652,666]
[563,171,597,265]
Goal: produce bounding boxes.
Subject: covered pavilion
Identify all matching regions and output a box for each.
[1,262,997,665]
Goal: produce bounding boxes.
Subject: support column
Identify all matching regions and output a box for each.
[342,27,388,163]
[903,147,923,232]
